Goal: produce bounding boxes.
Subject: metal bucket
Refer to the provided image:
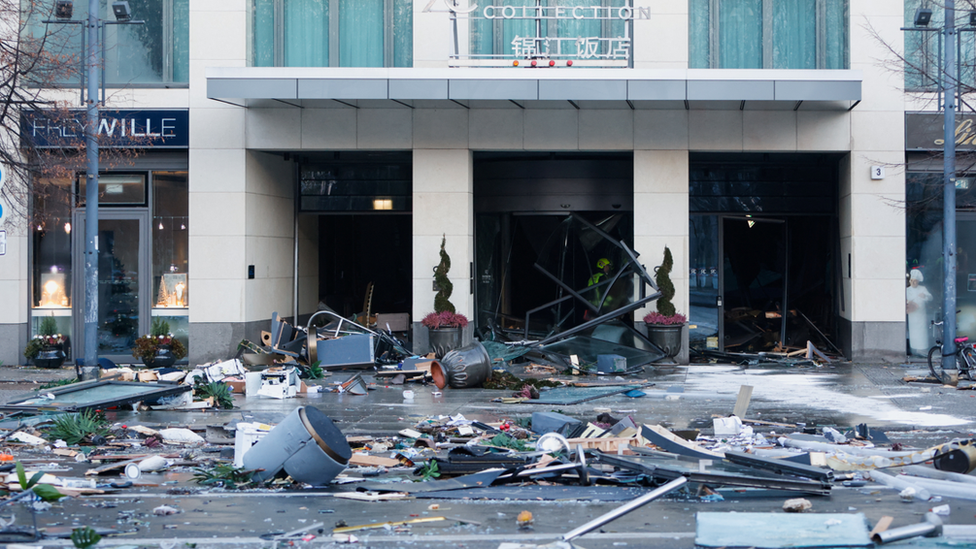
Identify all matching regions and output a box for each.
[242,406,350,485]
[440,342,492,389]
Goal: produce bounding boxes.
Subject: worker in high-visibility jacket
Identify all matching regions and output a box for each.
[587,258,613,312]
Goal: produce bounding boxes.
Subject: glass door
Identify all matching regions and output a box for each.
[73,210,150,362]
[722,216,787,352]
[957,213,976,341]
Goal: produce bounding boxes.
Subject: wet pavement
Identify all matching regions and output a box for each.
[2,360,976,548]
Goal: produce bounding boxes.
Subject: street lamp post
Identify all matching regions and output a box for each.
[904,3,961,370]
[45,1,142,369]
[82,0,99,370]
[942,0,958,374]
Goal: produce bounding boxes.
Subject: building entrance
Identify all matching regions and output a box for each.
[689,154,842,356]
[473,152,634,339]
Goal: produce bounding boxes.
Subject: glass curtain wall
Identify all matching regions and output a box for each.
[689,0,849,69]
[250,0,413,67]
[903,1,976,91]
[22,0,189,85]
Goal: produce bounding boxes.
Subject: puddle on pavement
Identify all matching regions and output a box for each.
[683,365,972,428]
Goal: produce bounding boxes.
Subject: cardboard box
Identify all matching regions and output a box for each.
[375,313,410,332]
[224,377,246,394]
[137,370,159,382]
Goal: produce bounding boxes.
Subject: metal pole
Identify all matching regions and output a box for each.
[943,0,958,373]
[562,476,688,542]
[83,0,100,367]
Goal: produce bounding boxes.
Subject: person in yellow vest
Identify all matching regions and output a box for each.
[586,258,613,316]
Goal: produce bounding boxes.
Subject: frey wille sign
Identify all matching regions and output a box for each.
[906,113,976,151]
[21,109,189,149]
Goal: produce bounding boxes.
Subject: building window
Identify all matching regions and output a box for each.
[24,0,189,86]
[689,0,849,69]
[31,177,75,359]
[468,0,630,65]
[250,0,413,67]
[152,171,189,349]
[903,1,976,92]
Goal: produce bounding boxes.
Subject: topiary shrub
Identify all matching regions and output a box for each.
[655,246,676,317]
[433,235,456,314]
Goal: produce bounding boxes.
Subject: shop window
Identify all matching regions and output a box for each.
[31,178,75,358]
[469,0,629,63]
[250,0,413,67]
[152,172,189,348]
[906,172,976,355]
[903,1,976,92]
[689,0,849,69]
[23,0,189,86]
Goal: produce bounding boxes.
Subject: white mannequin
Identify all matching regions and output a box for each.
[906,269,933,355]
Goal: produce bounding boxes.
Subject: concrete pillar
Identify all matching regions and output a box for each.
[844,0,907,360]
[413,0,450,68]
[634,150,690,363]
[244,152,295,340]
[633,0,688,69]
[0,207,28,365]
[187,0,249,364]
[411,149,474,352]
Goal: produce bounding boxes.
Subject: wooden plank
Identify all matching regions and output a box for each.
[732,385,754,418]
[348,454,400,468]
[869,516,894,539]
[332,491,410,502]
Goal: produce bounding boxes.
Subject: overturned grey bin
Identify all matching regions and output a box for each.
[243,406,351,485]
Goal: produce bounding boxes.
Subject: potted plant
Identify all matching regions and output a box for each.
[133,318,187,368]
[644,246,686,360]
[426,236,468,358]
[25,315,67,369]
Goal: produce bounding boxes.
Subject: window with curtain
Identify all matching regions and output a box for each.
[23,0,189,86]
[469,0,629,63]
[903,1,976,91]
[250,0,412,67]
[689,0,849,69]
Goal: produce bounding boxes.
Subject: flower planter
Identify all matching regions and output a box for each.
[33,346,66,369]
[428,327,463,359]
[645,323,683,359]
[143,344,177,369]
[440,342,491,389]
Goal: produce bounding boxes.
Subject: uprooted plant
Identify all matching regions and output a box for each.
[193,379,235,409]
[415,459,441,482]
[70,525,101,549]
[191,463,258,490]
[44,410,109,446]
[14,461,65,502]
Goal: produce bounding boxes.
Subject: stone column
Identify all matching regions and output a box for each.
[634,150,690,363]
[412,149,474,352]
[187,0,249,363]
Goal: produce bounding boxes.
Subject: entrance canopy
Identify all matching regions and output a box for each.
[207,67,861,111]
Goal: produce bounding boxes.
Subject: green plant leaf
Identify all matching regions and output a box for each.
[70,525,101,548]
[27,471,45,489]
[15,461,26,489]
[32,483,65,501]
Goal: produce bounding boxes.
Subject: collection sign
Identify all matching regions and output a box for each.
[21,109,189,149]
[428,0,644,65]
